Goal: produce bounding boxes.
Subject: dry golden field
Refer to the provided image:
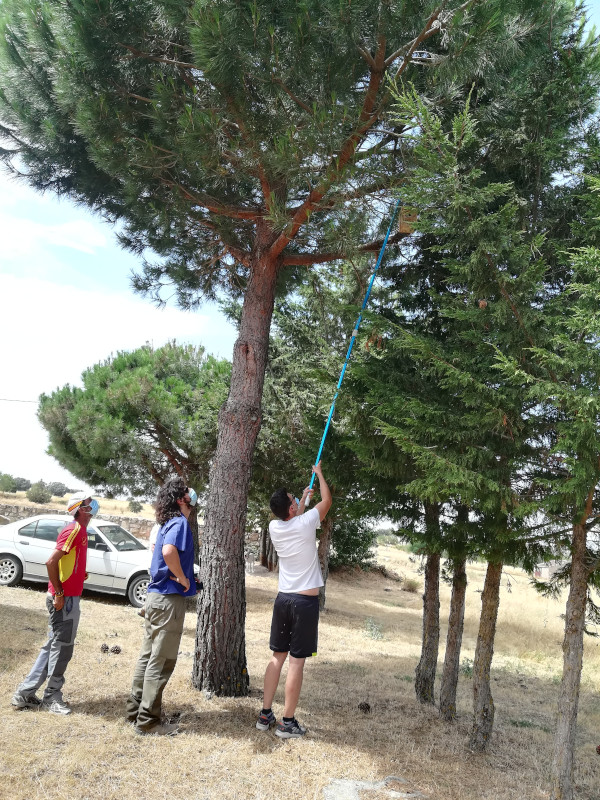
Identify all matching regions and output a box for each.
[1,544,599,800]
[0,490,155,518]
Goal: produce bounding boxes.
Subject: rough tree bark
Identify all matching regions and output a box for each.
[259,525,268,568]
[259,526,278,571]
[415,503,441,704]
[439,556,467,721]
[469,561,502,751]
[194,234,282,695]
[550,522,591,800]
[317,517,333,611]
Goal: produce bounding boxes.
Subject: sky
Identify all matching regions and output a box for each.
[0,172,237,493]
[1,4,599,496]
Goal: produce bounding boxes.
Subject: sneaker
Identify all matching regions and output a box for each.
[135,721,179,737]
[11,691,42,710]
[256,710,276,731]
[275,717,307,739]
[42,698,72,715]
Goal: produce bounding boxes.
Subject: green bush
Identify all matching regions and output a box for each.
[47,481,68,497]
[0,473,17,493]
[14,477,31,491]
[27,481,52,505]
[128,499,143,513]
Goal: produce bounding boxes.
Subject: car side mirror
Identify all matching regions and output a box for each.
[95,542,110,552]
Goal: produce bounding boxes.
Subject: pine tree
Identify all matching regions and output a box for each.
[0,0,562,695]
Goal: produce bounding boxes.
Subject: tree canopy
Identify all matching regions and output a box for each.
[38,341,230,499]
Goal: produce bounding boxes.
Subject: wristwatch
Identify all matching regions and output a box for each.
[54,590,64,598]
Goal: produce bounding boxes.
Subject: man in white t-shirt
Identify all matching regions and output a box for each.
[256,461,332,739]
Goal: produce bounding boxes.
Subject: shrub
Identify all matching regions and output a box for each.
[460,658,474,678]
[14,477,31,491]
[403,577,420,593]
[47,481,68,497]
[0,473,17,493]
[27,481,52,505]
[364,617,384,640]
[128,499,143,513]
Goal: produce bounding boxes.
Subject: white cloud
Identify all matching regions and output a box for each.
[0,215,107,258]
[0,273,236,486]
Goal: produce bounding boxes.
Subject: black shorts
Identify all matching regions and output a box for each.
[269,592,320,658]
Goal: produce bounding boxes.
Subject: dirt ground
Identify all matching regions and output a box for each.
[1,545,599,800]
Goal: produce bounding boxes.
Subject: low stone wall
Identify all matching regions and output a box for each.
[0,502,155,538]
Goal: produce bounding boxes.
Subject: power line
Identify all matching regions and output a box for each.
[0,397,37,404]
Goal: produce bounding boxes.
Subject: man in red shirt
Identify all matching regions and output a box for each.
[11,492,95,715]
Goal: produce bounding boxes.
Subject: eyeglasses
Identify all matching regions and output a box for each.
[79,502,92,512]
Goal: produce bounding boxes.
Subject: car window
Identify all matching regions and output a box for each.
[96,524,147,552]
[35,519,65,542]
[17,522,39,537]
[86,530,108,551]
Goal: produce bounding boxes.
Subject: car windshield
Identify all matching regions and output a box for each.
[96,524,147,552]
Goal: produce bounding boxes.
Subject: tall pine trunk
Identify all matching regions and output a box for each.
[317,517,333,611]
[469,561,502,751]
[259,526,278,571]
[550,522,590,800]
[259,525,268,568]
[194,236,281,695]
[415,504,441,704]
[439,557,467,721]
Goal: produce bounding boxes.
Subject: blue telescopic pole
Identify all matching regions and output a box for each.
[308,199,402,490]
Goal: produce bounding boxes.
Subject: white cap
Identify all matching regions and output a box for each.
[67,491,90,516]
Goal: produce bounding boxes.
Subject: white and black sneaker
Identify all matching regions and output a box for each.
[42,698,72,715]
[275,717,307,739]
[11,691,43,710]
[256,710,276,731]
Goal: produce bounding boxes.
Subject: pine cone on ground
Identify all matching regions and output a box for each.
[110,645,122,654]
[100,643,109,653]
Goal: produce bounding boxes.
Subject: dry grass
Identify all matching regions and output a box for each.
[1,545,599,800]
[0,490,154,518]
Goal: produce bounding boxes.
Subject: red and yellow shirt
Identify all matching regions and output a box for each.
[48,521,88,597]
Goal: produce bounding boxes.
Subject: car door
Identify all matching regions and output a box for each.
[18,518,66,579]
[85,526,118,590]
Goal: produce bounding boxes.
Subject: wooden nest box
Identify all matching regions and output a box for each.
[399,207,418,234]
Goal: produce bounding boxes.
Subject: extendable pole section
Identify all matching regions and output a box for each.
[308,199,402,492]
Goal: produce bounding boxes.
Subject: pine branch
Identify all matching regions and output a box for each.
[116,42,196,69]
[269,34,389,258]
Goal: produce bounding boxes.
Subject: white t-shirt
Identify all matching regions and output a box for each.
[149,523,160,549]
[269,507,324,593]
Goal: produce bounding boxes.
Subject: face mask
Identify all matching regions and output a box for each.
[188,488,198,507]
[90,499,99,516]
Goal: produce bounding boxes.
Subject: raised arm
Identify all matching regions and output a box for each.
[312,461,332,522]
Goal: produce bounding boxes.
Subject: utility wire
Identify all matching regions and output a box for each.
[0,398,37,403]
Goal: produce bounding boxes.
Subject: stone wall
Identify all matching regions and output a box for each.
[0,503,155,539]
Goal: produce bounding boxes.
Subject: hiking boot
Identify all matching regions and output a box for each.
[256,710,276,731]
[275,717,307,739]
[135,721,179,737]
[11,691,42,710]
[42,698,72,715]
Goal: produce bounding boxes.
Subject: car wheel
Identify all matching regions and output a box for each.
[127,573,150,608]
[0,554,23,586]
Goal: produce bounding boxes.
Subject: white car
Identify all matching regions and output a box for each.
[0,514,151,607]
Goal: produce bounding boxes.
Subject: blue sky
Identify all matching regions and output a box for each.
[1,4,599,494]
